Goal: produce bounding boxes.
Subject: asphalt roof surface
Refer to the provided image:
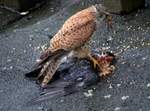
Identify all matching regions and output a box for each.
[0,0,150,111]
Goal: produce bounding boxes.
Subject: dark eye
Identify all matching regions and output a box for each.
[99,14,103,18]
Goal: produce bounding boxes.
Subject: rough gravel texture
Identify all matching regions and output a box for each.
[0,0,150,111]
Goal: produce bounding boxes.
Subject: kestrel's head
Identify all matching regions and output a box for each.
[94,4,113,28]
[94,4,110,17]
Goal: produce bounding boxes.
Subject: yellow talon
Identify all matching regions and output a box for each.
[93,58,99,68]
[88,55,101,69]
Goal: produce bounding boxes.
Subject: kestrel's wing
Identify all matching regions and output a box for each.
[25,8,97,87]
[49,9,97,51]
[37,9,97,68]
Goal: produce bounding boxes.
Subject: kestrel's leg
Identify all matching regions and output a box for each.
[91,50,116,77]
[73,47,115,77]
[88,53,101,69]
[73,46,102,69]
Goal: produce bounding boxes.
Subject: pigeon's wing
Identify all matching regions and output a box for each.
[25,67,42,78]
[27,76,87,105]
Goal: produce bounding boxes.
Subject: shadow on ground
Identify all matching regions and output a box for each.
[0,0,150,111]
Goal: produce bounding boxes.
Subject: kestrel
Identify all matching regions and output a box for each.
[32,4,112,87]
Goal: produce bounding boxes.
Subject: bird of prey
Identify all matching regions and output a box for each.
[29,4,112,87]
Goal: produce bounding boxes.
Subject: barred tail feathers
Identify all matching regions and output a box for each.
[40,59,61,87]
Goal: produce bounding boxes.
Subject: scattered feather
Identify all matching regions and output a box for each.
[117,84,121,87]
[147,83,150,88]
[83,89,94,97]
[114,107,121,111]
[104,94,111,99]
[9,66,13,69]
[20,11,29,15]
[121,96,129,100]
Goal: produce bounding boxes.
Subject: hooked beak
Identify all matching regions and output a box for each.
[103,10,111,16]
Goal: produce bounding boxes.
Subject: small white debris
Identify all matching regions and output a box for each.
[13,30,17,33]
[2,67,7,70]
[83,92,93,97]
[36,21,41,25]
[121,61,126,64]
[130,81,135,85]
[41,44,47,51]
[142,42,145,46]
[113,30,116,34]
[126,45,130,49]
[36,59,41,62]
[117,84,121,87]
[138,26,142,30]
[23,50,27,53]
[50,7,54,12]
[135,47,138,49]
[83,89,93,97]
[108,36,113,41]
[35,46,40,50]
[104,46,110,50]
[88,89,93,93]
[121,96,129,100]
[7,59,12,62]
[29,44,32,47]
[20,11,29,15]
[60,99,64,103]
[147,83,150,88]
[104,94,111,99]
[147,96,150,99]
[37,106,43,110]
[12,48,16,50]
[17,59,20,62]
[114,107,121,111]
[93,87,96,90]
[78,82,84,87]
[135,13,138,17]
[142,57,147,60]
[127,27,131,31]
[77,77,83,81]
[109,84,113,89]
[44,28,49,31]
[9,66,13,69]
[29,37,33,41]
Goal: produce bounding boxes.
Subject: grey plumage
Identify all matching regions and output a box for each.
[25,59,99,105]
